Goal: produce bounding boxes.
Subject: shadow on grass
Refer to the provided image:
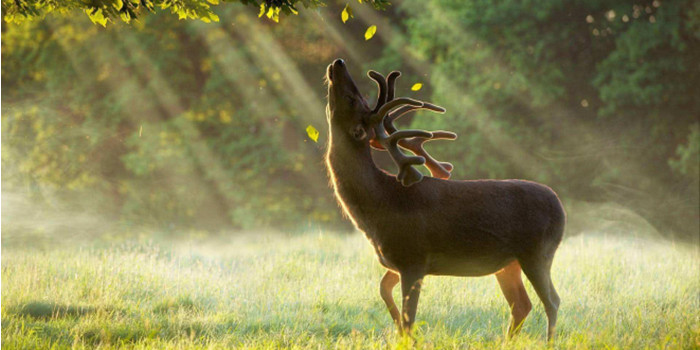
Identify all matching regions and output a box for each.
[9,301,100,319]
[3,299,510,346]
[152,295,199,314]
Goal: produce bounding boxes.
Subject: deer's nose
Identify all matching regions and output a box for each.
[333,59,345,68]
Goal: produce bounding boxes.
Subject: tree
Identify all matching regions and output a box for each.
[2,0,389,26]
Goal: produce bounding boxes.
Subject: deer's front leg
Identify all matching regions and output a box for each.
[399,269,425,334]
[380,270,401,328]
[495,260,532,338]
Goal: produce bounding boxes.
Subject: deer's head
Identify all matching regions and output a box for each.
[326,59,372,144]
[326,58,457,186]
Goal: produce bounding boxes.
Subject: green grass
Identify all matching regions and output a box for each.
[2,232,699,349]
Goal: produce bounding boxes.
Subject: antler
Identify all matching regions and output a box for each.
[382,102,456,179]
[366,70,457,187]
[369,70,388,114]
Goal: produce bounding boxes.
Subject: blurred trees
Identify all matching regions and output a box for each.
[2,7,345,231]
[2,0,698,240]
[396,0,699,240]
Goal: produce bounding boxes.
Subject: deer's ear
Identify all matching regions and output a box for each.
[350,124,367,141]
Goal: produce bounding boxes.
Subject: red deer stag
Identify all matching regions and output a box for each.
[325,59,566,340]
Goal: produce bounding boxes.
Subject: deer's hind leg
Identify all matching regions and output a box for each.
[379,270,401,328]
[495,260,532,338]
[520,256,560,341]
[399,268,425,335]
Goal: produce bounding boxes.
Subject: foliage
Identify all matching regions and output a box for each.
[1,233,698,348]
[2,0,390,25]
[669,123,700,179]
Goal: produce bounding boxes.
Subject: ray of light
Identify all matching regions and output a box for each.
[37,16,244,224]
[188,9,334,177]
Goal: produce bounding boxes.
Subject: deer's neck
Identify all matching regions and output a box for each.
[326,131,393,231]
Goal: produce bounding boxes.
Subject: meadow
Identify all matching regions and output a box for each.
[2,231,698,349]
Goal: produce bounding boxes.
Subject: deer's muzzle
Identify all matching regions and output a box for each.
[328,59,350,85]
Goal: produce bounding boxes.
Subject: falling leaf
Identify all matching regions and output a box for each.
[411,83,423,91]
[341,4,353,23]
[306,125,320,143]
[364,25,377,40]
[139,125,143,137]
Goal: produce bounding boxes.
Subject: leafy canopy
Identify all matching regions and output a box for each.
[2,0,389,26]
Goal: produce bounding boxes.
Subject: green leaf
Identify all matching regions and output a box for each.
[411,83,422,91]
[364,25,377,40]
[306,125,319,143]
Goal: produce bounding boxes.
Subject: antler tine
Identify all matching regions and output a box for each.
[382,129,438,186]
[386,71,401,102]
[388,129,433,144]
[369,98,423,125]
[379,101,454,179]
[377,130,430,187]
[372,129,457,176]
[383,103,446,134]
[367,97,426,186]
[396,131,458,179]
[368,70,387,113]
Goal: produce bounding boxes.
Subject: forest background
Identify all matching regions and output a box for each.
[2,0,698,242]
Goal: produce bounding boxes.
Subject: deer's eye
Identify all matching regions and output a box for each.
[345,95,355,105]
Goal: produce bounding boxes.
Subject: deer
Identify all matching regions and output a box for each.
[324,59,566,341]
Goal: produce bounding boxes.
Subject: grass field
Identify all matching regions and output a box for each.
[2,231,699,349]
